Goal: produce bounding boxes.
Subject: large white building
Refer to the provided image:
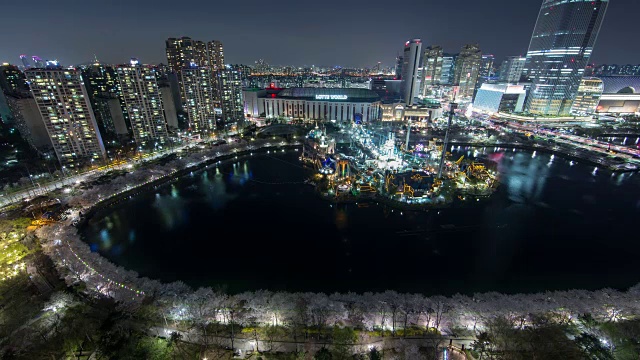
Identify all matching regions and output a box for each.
[473,83,527,114]
[594,76,640,114]
[181,67,216,132]
[262,88,381,123]
[116,59,168,148]
[25,68,106,166]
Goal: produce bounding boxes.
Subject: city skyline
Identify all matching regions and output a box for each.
[2,0,639,68]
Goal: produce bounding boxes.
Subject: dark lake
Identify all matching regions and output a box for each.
[82,148,640,295]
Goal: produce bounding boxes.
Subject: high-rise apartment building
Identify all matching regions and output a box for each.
[454,44,482,98]
[158,83,180,130]
[116,59,168,148]
[207,40,225,71]
[165,37,208,74]
[81,64,128,142]
[499,56,527,84]
[523,0,609,115]
[217,67,244,128]
[166,37,226,112]
[6,96,52,150]
[25,68,106,166]
[181,67,217,132]
[0,64,29,96]
[82,64,118,96]
[401,39,422,105]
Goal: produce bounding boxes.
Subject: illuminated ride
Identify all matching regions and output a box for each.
[319,156,337,175]
[456,161,498,190]
[385,171,435,200]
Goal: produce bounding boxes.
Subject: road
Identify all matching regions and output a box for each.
[468,112,640,169]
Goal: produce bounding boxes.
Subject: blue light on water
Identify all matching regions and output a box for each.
[100,229,109,243]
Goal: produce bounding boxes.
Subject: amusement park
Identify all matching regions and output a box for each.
[301,104,499,208]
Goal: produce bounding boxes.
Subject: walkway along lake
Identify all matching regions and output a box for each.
[81,148,640,295]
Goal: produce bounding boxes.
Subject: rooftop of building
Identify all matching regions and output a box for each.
[272,87,380,102]
[478,83,527,94]
[597,76,640,94]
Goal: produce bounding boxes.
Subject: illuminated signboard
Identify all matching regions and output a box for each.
[315,95,348,100]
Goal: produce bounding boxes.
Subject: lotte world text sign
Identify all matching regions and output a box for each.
[315,94,348,100]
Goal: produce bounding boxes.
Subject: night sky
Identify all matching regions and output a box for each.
[1,0,638,67]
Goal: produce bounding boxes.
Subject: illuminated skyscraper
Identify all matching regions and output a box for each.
[181,66,217,132]
[116,59,168,148]
[401,39,422,105]
[25,68,106,166]
[454,44,482,98]
[524,0,609,116]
